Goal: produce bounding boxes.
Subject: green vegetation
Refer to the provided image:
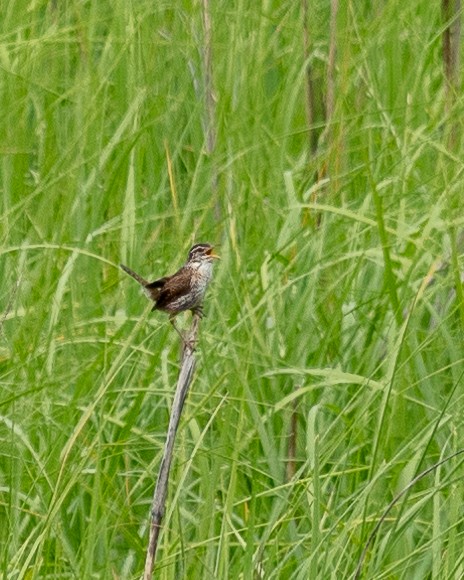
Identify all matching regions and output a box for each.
[1,2,464,578]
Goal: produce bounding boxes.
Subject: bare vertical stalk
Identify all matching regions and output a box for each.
[164,140,180,229]
[143,314,202,580]
[326,0,338,125]
[316,0,338,159]
[202,0,216,157]
[302,0,318,156]
[310,0,338,224]
[442,0,462,146]
[201,0,220,219]
[443,0,461,109]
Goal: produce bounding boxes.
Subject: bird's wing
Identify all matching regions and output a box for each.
[146,261,188,289]
[145,277,168,289]
[154,270,192,311]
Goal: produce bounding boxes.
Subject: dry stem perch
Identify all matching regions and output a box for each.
[120,243,219,578]
[143,314,201,580]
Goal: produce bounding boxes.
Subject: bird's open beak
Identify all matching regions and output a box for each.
[208,248,220,259]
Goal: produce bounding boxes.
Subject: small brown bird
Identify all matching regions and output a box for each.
[120,242,220,337]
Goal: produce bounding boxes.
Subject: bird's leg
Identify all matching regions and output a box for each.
[169,315,186,342]
[169,315,197,354]
[182,306,204,352]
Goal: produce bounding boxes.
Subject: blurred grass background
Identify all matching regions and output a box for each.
[2,1,464,578]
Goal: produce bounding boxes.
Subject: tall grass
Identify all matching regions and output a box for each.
[1,1,464,578]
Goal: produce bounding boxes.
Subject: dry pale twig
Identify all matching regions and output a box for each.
[143,313,202,580]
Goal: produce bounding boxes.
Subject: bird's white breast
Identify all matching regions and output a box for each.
[192,260,214,282]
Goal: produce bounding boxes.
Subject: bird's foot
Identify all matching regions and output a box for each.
[183,336,197,353]
[193,306,204,319]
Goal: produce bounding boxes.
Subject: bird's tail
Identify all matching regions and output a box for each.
[120,264,149,287]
